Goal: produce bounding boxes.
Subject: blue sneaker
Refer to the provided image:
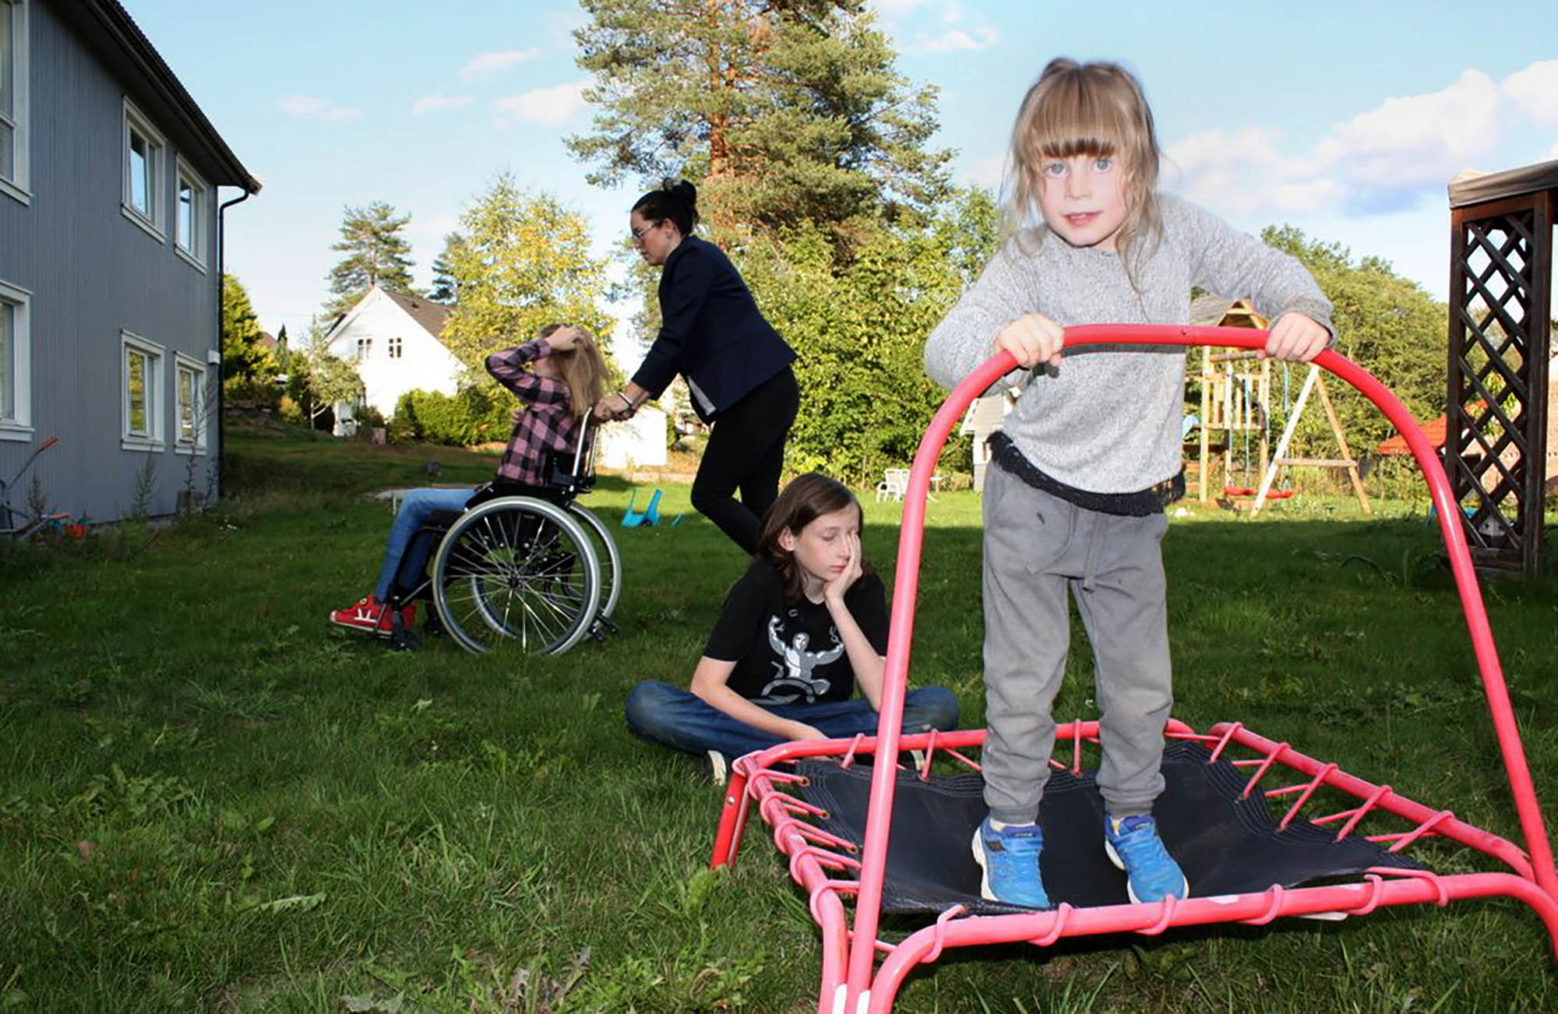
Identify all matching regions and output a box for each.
[971,817,1050,908]
[1103,814,1188,904]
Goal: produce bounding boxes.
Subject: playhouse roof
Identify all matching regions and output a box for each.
[1189,295,1267,329]
[1376,416,1448,456]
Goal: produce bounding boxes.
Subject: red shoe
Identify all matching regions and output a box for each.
[330,595,414,638]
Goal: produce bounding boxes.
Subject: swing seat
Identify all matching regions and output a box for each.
[620,488,664,527]
[708,328,1558,1014]
[1222,485,1294,500]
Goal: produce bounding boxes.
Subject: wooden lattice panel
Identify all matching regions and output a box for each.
[1447,191,1553,577]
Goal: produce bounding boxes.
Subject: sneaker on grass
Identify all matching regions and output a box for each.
[971,816,1050,909]
[329,594,414,638]
[1103,813,1188,904]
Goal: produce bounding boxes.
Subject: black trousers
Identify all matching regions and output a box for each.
[691,366,800,554]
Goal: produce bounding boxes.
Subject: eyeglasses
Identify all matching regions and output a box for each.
[630,221,660,244]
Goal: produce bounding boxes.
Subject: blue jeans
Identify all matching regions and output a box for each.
[373,487,476,600]
[624,680,960,759]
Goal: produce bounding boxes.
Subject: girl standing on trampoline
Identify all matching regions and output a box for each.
[624,473,958,784]
[924,58,1333,908]
[594,179,800,555]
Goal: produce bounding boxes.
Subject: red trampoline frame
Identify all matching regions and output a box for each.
[710,326,1558,1014]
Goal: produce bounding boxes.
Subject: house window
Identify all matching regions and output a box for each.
[356,337,372,359]
[175,158,208,268]
[0,278,30,439]
[122,331,165,450]
[122,100,166,239]
[175,354,206,452]
[0,0,28,203]
[388,336,403,359]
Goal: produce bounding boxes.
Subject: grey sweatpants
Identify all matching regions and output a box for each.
[980,462,1173,825]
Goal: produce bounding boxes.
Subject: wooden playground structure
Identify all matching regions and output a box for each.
[1188,297,1370,514]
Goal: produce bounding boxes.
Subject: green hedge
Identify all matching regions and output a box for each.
[393,387,514,447]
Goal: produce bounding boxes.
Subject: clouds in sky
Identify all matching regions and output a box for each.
[495,81,589,127]
[412,93,475,117]
[460,48,542,78]
[880,0,998,55]
[277,95,361,122]
[1501,59,1558,124]
[1166,61,1555,219]
[905,26,997,54]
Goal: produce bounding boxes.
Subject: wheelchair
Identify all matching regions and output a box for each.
[382,415,620,656]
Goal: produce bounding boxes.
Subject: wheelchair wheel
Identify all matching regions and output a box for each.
[431,497,601,655]
[567,502,621,621]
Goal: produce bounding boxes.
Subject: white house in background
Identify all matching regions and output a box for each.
[961,393,1014,491]
[322,285,461,420]
[598,404,668,470]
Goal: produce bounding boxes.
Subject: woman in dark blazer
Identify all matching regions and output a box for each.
[598,179,800,555]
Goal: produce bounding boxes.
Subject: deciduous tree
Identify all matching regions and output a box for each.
[440,174,616,374]
[738,187,1000,482]
[1260,226,1446,458]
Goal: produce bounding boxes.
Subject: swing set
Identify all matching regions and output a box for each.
[1192,301,1370,514]
[711,325,1557,1014]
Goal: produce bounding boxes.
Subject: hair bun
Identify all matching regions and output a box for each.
[663,178,698,212]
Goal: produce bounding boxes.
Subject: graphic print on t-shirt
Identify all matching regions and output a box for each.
[758,611,844,704]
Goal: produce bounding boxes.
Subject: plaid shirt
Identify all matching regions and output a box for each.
[485,341,580,486]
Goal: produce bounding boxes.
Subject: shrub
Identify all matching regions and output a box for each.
[394,387,513,447]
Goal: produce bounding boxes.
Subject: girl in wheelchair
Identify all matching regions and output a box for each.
[624,473,959,783]
[330,323,608,637]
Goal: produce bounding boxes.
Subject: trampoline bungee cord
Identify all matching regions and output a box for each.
[709,325,1558,1014]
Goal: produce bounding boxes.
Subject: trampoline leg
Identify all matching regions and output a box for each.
[710,768,752,868]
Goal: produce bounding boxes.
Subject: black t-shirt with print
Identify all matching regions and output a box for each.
[702,559,889,706]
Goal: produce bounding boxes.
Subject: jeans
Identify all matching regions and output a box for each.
[624,680,960,760]
[693,367,800,554]
[373,487,476,600]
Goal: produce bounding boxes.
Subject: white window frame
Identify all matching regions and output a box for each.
[122,99,166,241]
[121,331,165,451]
[0,278,32,440]
[387,335,403,359]
[173,353,207,454]
[0,0,30,205]
[356,337,372,360]
[174,157,209,270]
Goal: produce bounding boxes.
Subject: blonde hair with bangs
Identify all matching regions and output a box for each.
[1008,58,1163,276]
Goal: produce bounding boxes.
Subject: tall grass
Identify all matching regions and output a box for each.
[0,423,1555,1011]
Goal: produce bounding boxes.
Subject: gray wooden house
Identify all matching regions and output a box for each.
[0,0,259,524]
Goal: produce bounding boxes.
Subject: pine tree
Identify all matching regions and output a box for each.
[323,201,416,320]
[440,174,616,372]
[567,0,950,245]
[221,274,277,394]
[428,233,466,305]
[274,324,291,371]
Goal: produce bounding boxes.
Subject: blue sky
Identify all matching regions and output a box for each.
[126,0,1558,350]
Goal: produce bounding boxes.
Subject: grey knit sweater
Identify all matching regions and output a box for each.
[924,194,1333,494]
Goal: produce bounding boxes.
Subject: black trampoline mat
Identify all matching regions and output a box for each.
[794,740,1425,916]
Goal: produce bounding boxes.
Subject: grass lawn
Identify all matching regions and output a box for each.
[2,419,1557,1011]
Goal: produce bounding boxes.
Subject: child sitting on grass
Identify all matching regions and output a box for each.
[624,472,959,784]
